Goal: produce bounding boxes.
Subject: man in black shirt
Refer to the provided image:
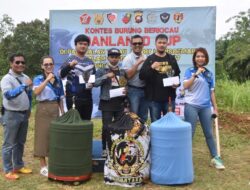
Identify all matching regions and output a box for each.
[139,34,180,122]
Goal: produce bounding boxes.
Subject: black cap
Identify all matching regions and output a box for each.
[108,48,121,56]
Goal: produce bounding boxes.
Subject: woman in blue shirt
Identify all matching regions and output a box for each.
[183,47,225,170]
[33,56,64,177]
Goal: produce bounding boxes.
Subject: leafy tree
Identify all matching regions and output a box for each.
[0,14,14,41]
[219,9,250,82]
[0,18,49,77]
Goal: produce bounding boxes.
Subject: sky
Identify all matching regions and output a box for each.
[0,0,249,39]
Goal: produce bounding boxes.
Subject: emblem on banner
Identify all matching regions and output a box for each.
[173,12,184,24]
[107,13,117,24]
[80,13,91,24]
[160,12,170,23]
[122,13,131,24]
[111,139,143,176]
[94,14,104,25]
[147,13,157,24]
[134,10,143,24]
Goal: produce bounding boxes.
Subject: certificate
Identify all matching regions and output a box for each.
[109,87,125,98]
[79,74,95,84]
[163,76,180,87]
[88,74,95,83]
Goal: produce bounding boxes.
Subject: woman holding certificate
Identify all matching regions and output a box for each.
[94,48,127,157]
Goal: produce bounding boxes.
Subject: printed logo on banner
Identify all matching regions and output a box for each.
[122,13,132,24]
[173,12,184,24]
[107,13,117,24]
[94,14,104,25]
[147,13,157,24]
[134,10,143,23]
[80,13,91,24]
[112,139,144,176]
[160,12,170,23]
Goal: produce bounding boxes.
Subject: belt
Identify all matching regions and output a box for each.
[39,100,58,103]
[128,85,145,89]
[6,110,29,114]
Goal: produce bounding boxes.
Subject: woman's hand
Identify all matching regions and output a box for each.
[213,107,218,116]
[195,67,205,76]
[46,73,54,82]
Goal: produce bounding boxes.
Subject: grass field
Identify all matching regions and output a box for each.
[0,79,249,190]
[0,111,249,190]
[216,79,250,112]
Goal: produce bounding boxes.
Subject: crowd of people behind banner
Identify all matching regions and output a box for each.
[0,33,225,181]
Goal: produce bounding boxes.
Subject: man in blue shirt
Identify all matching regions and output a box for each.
[0,53,33,180]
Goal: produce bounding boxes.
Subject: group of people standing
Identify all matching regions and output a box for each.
[0,33,224,180]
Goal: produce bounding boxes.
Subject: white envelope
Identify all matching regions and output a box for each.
[163,76,180,87]
[88,74,95,83]
[109,87,125,98]
[79,74,95,84]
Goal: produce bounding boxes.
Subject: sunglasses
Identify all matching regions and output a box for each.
[14,61,25,65]
[43,63,54,67]
[132,42,143,46]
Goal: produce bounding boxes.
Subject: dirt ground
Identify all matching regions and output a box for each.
[219,110,250,136]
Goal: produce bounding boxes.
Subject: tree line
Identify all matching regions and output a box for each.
[0,9,249,82]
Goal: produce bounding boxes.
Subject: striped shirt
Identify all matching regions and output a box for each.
[60,54,95,100]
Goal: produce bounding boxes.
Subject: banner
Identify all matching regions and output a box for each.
[50,7,216,117]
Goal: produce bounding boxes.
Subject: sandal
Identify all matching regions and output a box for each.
[5,172,20,180]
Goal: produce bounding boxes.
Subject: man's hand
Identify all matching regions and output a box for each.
[69,60,78,67]
[151,62,161,70]
[106,72,115,78]
[86,83,93,89]
[172,83,179,88]
[25,78,33,87]
[122,87,127,95]
[136,56,145,66]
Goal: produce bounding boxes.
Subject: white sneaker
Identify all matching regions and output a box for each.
[40,166,48,177]
[210,156,225,170]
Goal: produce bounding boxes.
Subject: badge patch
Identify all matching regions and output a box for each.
[173,13,184,24]
[94,14,104,25]
[134,10,143,24]
[107,13,117,24]
[80,13,91,24]
[160,12,170,23]
[122,13,132,24]
[147,13,157,24]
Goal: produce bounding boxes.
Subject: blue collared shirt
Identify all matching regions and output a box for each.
[183,67,214,108]
[0,69,32,111]
[33,74,64,102]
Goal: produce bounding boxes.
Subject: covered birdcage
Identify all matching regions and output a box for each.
[48,109,93,184]
[150,112,193,185]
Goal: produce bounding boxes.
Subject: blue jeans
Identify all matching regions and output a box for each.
[184,103,217,157]
[127,86,149,123]
[149,100,176,122]
[2,110,29,173]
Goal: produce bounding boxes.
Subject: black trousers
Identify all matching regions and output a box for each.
[101,110,123,150]
[66,97,93,120]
